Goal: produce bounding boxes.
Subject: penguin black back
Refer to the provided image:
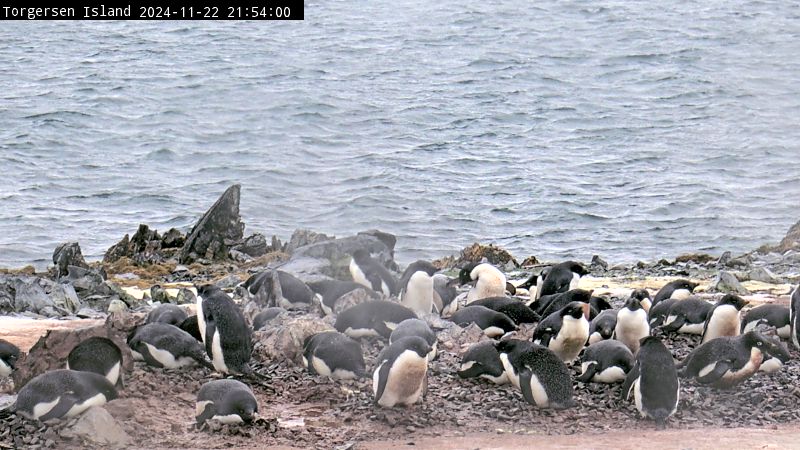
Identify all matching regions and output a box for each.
[201,285,252,374]
[622,336,679,428]
[178,315,203,342]
[252,307,286,331]
[67,336,124,387]
[653,279,698,306]
[350,249,397,296]
[535,289,592,317]
[334,300,417,339]
[449,305,517,337]
[16,369,118,421]
[146,304,188,327]
[539,261,587,298]
[0,339,20,378]
[741,304,790,337]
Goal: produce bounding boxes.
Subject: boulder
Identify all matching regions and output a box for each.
[675,253,716,264]
[175,287,196,305]
[287,229,333,253]
[104,224,185,265]
[590,255,608,271]
[49,282,82,314]
[285,232,396,281]
[748,267,780,284]
[179,184,244,264]
[12,278,57,316]
[231,233,268,257]
[712,271,750,295]
[252,316,334,366]
[776,219,800,252]
[332,287,374,315]
[61,407,131,447]
[150,284,171,304]
[53,242,89,279]
[160,228,185,248]
[454,243,518,269]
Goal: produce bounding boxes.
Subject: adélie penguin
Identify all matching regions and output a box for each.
[621,336,679,429]
[373,336,431,407]
[495,339,575,409]
[334,300,417,339]
[701,294,747,344]
[648,298,678,328]
[242,270,315,310]
[578,340,634,384]
[531,301,590,363]
[308,279,378,316]
[459,262,507,303]
[532,288,592,318]
[457,341,508,384]
[518,267,549,302]
[397,260,439,316]
[614,297,650,354]
[538,261,588,298]
[302,331,365,380]
[67,336,124,387]
[790,285,800,349]
[252,307,286,331]
[589,309,617,344]
[389,318,437,360]
[196,379,258,426]
[15,369,118,421]
[128,323,213,370]
[660,297,713,335]
[433,274,458,316]
[741,304,790,339]
[652,279,698,307]
[678,330,789,388]
[349,249,397,297]
[629,288,652,313]
[449,305,517,338]
[0,339,20,378]
[145,303,188,326]
[470,297,540,325]
[197,285,252,374]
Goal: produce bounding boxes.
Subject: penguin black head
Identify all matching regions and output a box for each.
[717,294,748,311]
[394,336,433,359]
[223,389,259,424]
[505,282,517,296]
[562,289,593,304]
[351,248,371,264]
[561,301,590,321]
[458,262,481,285]
[196,284,223,298]
[0,339,20,370]
[638,335,663,348]
[630,289,651,301]
[494,338,530,355]
[589,296,613,315]
[675,280,699,292]
[742,331,790,363]
[623,297,644,312]
[404,260,439,277]
[566,261,589,276]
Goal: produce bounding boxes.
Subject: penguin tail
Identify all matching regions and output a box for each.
[653,415,669,430]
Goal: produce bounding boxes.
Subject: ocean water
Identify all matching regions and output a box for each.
[1,1,799,270]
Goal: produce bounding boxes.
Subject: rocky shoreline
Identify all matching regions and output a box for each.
[1,184,799,449]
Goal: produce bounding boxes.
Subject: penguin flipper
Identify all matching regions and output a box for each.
[621,362,640,400]
[661,315,686,332]
[695,361,731,384]
[539,333,553,348]
[196,402,216,426]
[577,362,598,383]
[38,392,80,421]
[518,368,537,406]
[373,360,391,405]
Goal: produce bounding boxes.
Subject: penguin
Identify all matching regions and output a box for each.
[741,304,790,339]
[621,336,679,429]
[701,294,748,344]
[652,279,698,307]
[449,305,517,338]
[532,301,590,363]
[494,339,575,409]
[67,337,123,387]
[790,285,800,349]
[614,297,650,354]
[433,274,458,316]
[15,369,118,421]
[533,289,592,318]
[517,268,548,302]
[302,331,365,380]
[471,297,540,324]
[128,323,213,370]
[334,300,417,339]
[589,296,614,320]
[459,263,507,303]
[243,270,315,309]
[349,248,397,297]
[179,315,203,342]
[661,297,713,335]
[145,303,188,326]
[648,298,678,328]
[397,260,439,316]
[538,261,588,298]
[252,307,286,331]
[373,336,431,407]
[308,279,378,316]
[630,288,652,313]
[577,340,634,384]
[678,331,789,388]
[389,318,437,360]
[0,338,20,378]
[457,341,508,384]
[196,379,258,426]
[199,284,252,374]
[589,309,617,345]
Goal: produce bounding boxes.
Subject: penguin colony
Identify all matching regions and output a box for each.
[1,251,797,436]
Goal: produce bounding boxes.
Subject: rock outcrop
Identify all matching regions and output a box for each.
[179,184,244,264]
[104,224,184,265]
[53,242,89,278]
[252,316,334,366]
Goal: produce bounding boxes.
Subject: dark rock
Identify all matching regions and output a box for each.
[215,274,242,290]
[49,282,82,314]
[590,255,608,271]
[520,256,539,267]
[717,251,732,266]
[286,232,396,281]
[175,287,196,305]
[287,229,333,253]
[12,278,57,316]
[160,228,185,248]
[179,184,244,264]
[675,253,716,264]
[712,271,750,295]
[53,242,89,278]
[453,243,518,269]
[776,219,800,253]
[150,285,171,304]
[232,233,268,257]
[748,267,779,284]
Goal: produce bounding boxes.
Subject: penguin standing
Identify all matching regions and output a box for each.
[128,323,213,369]
[532,289,592,318]
[790,285,800,349]
[589,309,617,345]
[459,263,507,303]
[630,288,652,313]
[458,341,508,384]
[302,331,365,380]
[433,274,458,316]
[741,304,790,339]
[67,337,124,387]
[334,301,417,339]
[538,261,588,298]
[701,294,747,344]
[350,249,397,297]
[621,336,679,429]
[196,379,258,425]
[397,261,439,316]
[145,304,188,326]
[578,340,634,384]
[495,340,574,409]
[661,297,713,335]
[449,305,517,338]
[389,318,437,360]
[15,369,118,421]
[678,331,789,388]
[652,279,698,307]
[198,285,252,374]
[0,339,20,378]
[614,297,650,354]
[373,336,431,407]
[532,301,590,363]
[517,268,549,302]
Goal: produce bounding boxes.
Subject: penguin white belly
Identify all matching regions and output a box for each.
[703,305,740,343]
[550,316,589,363]
[759,357,783,373]
[633,379,644,416]
[144,343,194,369]
[349,260,370,290]
[793,316,800,349]
[345,327,381,338]
[480,372,509,385]
[331,368,358,380]
[670,289,691,300]
[106,361,121,385]
[528,285,539,304]
[568,273,581,291]
[317,294,333,316]
[615,309,650,353]
[777,324,790,339]
[527,373,549,407]
[64,393,107,418]
[588,332,605,345]
[499,353,520,388]
[427,342,438,361]
[131,350,144,361]
[375,351,427,407]
[721,347,762,383]
[678,322,704,335]
[401,273,434,317]
[593,366,627,383]
[212,414,245,424]
[31,397,61,420]
[211,329,229,373]
[196,295,207,345]
[0,359,11,377]
[741,320,759,334]
[311,356,333,377]
[483,326,506,338]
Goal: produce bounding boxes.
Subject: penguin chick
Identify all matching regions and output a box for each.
[495,339,575,409]
[196,379,258,425]
[373,336,431,407]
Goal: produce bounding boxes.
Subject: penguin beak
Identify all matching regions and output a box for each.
[581,303,590,320]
